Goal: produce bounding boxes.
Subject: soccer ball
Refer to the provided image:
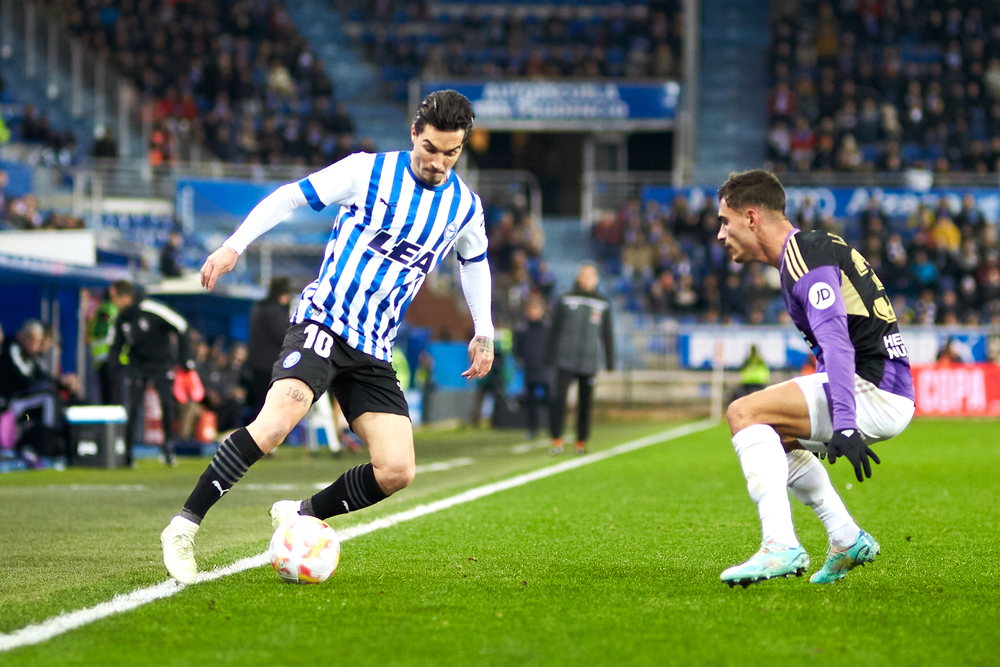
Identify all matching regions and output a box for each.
[269,515,341,584]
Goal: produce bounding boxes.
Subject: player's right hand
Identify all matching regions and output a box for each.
[827,428,880,482]
[200,246,239,290]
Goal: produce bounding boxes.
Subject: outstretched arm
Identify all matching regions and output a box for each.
[201,182,308,290]
[458,257,495,379]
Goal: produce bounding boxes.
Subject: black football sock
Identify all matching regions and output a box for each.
[304,464,388,519]
[179,428,264,524]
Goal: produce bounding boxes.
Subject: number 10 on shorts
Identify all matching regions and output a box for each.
[303,323,334,358]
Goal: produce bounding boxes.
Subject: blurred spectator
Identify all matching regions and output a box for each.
[108,281,194,466]
[546,264,614,456]
[92,126,119,159]
[246,276,293,421]
[0,320,76,465]
[737,344,771,398]
[202,343,247,432]
[88,280,133,405]
[160,231,185,278]
[513,298,549,439]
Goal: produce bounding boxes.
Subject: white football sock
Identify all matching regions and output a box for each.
[786,449,860,549]
[732,424,798,547]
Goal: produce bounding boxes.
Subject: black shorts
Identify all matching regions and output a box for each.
[270,321,409,425]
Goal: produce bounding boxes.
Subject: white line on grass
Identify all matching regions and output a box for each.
[0,420,715,654]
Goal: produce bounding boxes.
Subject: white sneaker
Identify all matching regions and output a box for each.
[269,500,303,529]
[160,516,199,585]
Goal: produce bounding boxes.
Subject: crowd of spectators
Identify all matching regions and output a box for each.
[45,0,368,166]
[484,194,556,328]
[339,0,682,82]
[592,191,1000,329]
[0,169,85,231]
[767,0,1000,174]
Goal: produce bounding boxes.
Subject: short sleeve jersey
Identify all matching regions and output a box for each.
[780,230,914,404]
[292,151,488,362]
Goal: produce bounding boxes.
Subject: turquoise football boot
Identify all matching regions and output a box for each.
[810,530,880,584]
[721,543,810,588]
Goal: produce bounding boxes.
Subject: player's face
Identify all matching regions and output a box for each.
[717,198,757,263]
[410,125,465,186]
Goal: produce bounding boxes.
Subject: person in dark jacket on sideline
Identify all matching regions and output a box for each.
[546,263,615,455]
[245,276,293,420]
[108,282,195,465]
[513,298,550,438]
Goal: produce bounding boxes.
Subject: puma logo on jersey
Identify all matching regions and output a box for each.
[212,481,229,497]
[368,230,435,273]
[379,197,395,215]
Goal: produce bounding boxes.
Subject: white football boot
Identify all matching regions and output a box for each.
[269,500,304,529]
[160,516,199,585]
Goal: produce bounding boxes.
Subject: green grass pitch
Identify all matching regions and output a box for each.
[1,418,998,666]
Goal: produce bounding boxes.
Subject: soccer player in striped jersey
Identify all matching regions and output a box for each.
[161,90,495,584]
[714,170,914,587]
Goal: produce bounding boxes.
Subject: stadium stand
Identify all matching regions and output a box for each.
[47,0,368,165]
[598,187,1000,329]
[767,0,1000,174]
[338,0,683,101]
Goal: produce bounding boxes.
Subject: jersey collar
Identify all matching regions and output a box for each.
[778,228,800,275]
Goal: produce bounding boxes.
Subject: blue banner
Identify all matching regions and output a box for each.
[175,178,333,244]
[642,185,1000,225]
[677,325,993,369]
[423,81,679,127]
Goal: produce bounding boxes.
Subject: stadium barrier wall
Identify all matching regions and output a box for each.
[912,363,1000,416]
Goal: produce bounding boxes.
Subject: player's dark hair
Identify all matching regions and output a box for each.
[717,170,786,215]
[413,90,475,143]
[267,275,292,301]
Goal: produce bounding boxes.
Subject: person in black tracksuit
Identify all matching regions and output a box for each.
[546,263,615,455]
[246,276,293,421]
[513,298,550,438]
[108,282,194,465]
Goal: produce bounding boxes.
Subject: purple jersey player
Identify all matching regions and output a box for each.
[714,170,914,588]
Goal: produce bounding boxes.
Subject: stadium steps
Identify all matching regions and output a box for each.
[284,1,411,152]
[691,0,770,185]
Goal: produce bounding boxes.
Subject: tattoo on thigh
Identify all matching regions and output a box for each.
[285,387,310,405]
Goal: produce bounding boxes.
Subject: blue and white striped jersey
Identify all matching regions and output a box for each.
[292,150,488,362]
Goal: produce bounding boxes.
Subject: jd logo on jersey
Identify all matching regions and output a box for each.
[368,231,435,273]
[808,282,836,310]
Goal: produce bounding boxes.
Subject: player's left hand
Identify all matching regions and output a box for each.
[827,428,880,482]
[462,336,494,380]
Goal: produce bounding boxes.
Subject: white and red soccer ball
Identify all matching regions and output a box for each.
[269,515,340,584]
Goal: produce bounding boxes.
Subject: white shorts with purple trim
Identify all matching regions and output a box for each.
[792,372,915,453]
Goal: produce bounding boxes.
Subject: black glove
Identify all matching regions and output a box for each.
[827,428,880,482]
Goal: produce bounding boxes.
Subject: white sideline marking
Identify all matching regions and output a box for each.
[0,420,715,654]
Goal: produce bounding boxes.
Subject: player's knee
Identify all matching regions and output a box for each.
[726,397,755,434]
[247,413,297,452]
[375,460,415,494]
